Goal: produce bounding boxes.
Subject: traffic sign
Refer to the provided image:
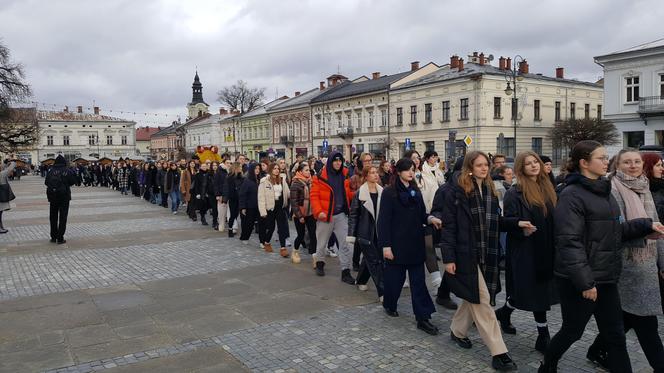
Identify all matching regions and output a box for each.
[463,135,473,147]
[322,139,328,149]
[405,138,411,150]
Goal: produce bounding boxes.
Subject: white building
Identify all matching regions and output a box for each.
[33,107,136,162]
[184,110,235,152]
[595,39,664,154]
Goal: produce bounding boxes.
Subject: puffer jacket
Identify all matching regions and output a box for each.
[257,176,290,217]
[310,155,353,222]
[554,173,653,291]
[347,183,383,245]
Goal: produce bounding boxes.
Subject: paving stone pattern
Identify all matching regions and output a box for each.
[0,238,279,300]
[10,203,163,220]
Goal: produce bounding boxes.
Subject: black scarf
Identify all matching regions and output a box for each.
[395,179,419,207]
[468,182,501,305]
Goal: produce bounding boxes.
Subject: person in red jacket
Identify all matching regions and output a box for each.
[311,152,355,284]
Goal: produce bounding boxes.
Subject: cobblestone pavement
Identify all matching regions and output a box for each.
[1,176,660,373]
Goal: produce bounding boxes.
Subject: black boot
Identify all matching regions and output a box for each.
[228,230,235,238]
[535,326,550,353]
[315,261,325,276]
[201,216,208,226]
[212,219,219,230]
[341,269,355,285]
[537,360,558,372]
[416,319,439,335]
[491,353,517,371]
[495,305,517,334]
[586,343,609,370]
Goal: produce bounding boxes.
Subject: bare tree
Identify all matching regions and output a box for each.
[217,80,265,114]
[549,118,620,150]
[0,40,37,154]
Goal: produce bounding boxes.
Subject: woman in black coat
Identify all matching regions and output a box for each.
[540,141,664,372]
[191,162,215,227]
[224,162,243,237]
[643,152,664,315]
[441,151,523,371]
[239,162,260,243]
[377,158,442,336]
[347,165,384,300]
[495,151,558,354]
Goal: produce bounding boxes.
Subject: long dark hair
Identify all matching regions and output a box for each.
[565,140,602,173]
[247,162,260,183]
[395,158,419,190]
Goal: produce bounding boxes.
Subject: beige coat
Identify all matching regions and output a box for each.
[257,176,290,217]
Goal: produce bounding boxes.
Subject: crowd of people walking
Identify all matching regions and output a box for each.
[1,139,664,372]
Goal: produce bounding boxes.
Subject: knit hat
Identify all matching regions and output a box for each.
[539,155,552,164]
[55,155,66,166]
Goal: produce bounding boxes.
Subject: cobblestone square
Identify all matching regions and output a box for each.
[0,176,660,372]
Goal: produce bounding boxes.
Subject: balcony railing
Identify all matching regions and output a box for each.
[280,135,294,145]
[336,127,354,139]
[638,96,664,114]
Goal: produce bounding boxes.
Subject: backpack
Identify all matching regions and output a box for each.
[46,169,68,197]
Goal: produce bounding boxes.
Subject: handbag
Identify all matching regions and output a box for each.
[0,183,15,203]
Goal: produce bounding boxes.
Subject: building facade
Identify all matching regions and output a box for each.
[34,107,136,162]
[389,53,603,163]
[594,40,664,154]
[135,126,160,158]
[310,63,438,160]
[240,97,288,160]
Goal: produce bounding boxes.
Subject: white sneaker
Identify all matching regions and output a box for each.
[379,296,383,304]
[403,279,410,288]
[172,211,177,215]
[358,284,368,291]
[328,247,338,258]
[430,271,442,288]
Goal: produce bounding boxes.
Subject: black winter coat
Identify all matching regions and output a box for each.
[191,171,214,199]
[377,182,428,265]
[554,173,653,291]
[649,178,664,221]
[503,187,558,311]
[45,165,77,203]
[214,168,228,198]
[224,173,243,203]
[348,184,382,245]
[239,178,258,209]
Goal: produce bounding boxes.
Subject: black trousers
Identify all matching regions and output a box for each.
[161,191,168,207]
[49,201,70,241]
[591,311,664,372]
[383,262,435,320]
[228,199,239,231]
[353,241,362,268]
[545,278,631,372]
[199,197,217,224]
[187,197,197,219]
[294,216,316,254]
[260,198,288,247]
[240,208,258,241]
[355,238,384,297]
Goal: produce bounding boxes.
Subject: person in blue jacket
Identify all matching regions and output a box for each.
[377,158,442,335]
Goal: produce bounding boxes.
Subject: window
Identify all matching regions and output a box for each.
[106,135,113,145]
[47,135,53,146]
[570,102,576,120]
[555,101,561,121]
[368,111,374,127]
[442,101,450,122]
[88,135,95,145]
[511,98,518,120]
[63,135,70,146]
[584,104,590,119]
[121,135,128,145]
[660,75,664,97]
[624,131,644,148]
[336,114,342,128]
[534,100,541,121]
[410,105,417,125]
[424,103,432,123]
[460,98,469,120]
[424,141,435,152]
[355,144,364,154]
[380,109,387,126]
[496,137,515,158]
[531,137,543,154]
[597,104,602,119]
[356,112,362,129]
[396,107,403,126]
[316,115,322,133]
[493,97,501,119]
[626,76,639,103]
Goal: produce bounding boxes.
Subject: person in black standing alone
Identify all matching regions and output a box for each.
[191,162,215,227]
[378,158,442,335]
[539,140,664,372]
[45,155,77,244]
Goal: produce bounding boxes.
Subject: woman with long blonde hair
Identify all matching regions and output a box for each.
[495,151,558,354]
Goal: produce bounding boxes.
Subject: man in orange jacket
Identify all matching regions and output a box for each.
[310,152,354,284]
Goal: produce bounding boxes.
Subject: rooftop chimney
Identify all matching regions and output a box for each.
[295,91,301,96]
[506,57,512,70]
[518,60,529,74]
[410,61,420,71]
[220,108,228,115]
[93,106,100,115]
[372,72,381,80]
[498,57,506,70]
[556,67,564,79]
[450,55,459,69]
[63,106,69,113]
[77,106,83,114]
[458,58,464,71]
[479,53,485,66]
[319,81,325,91]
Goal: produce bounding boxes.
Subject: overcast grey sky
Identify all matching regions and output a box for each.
[1,0,662,126]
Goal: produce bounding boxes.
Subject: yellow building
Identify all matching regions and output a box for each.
[389,53,603,163]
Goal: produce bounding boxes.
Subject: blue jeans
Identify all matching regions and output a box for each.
[169,189,181,212]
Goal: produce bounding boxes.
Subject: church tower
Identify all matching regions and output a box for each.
[187,70,209,120]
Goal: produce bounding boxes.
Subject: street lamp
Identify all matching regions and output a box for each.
[504,55,525,157]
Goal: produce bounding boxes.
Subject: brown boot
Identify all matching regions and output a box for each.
[280,247,289,258]
[264,243,273,253]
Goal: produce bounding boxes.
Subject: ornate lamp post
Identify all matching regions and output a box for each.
[504,55,525,157]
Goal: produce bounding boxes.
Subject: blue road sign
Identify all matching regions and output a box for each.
[405,138,411,150]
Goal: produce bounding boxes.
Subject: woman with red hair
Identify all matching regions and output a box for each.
[642,152,664,316]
